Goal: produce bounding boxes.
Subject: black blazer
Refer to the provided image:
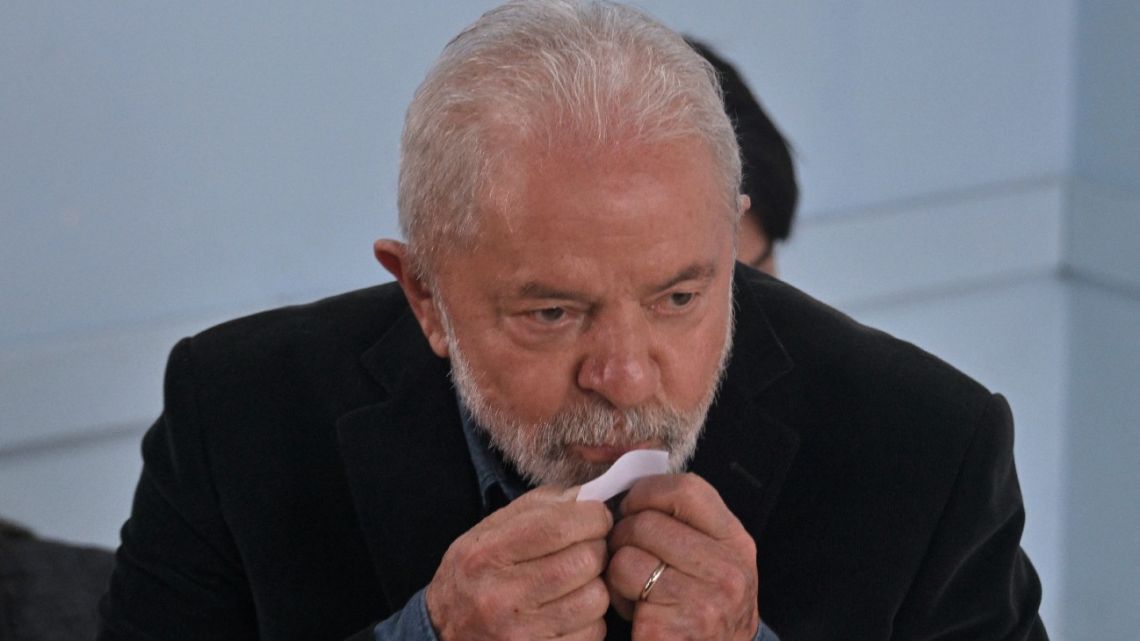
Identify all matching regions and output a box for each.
[98,266,1047,640]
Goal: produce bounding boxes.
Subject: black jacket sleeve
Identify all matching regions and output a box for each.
[96,338,381,641]
[98,338,261,639]
[891,394,1048,640]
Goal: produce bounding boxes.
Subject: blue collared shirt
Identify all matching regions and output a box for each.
[456,403,531,510]
[374,403,779,641]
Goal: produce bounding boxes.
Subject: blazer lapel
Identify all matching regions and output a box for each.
[336,308,482,610]
[691,267,800,538]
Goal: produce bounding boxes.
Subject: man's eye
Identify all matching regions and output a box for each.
[668,292,696,308]
[532,307,566,323]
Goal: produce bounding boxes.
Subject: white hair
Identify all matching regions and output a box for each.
[397,0,742,276]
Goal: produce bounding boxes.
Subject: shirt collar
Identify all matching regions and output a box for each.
[457,399,530,512]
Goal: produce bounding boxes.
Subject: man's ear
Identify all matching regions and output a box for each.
[373,239,450,358]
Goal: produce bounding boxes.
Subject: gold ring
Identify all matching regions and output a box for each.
[639,561,668,601]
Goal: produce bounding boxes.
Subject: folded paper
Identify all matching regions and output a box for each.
[576,449,669,502]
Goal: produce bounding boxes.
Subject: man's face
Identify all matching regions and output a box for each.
[419,139,737,486]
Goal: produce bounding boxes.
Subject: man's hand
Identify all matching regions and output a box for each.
[425,486,614,641]
[606,474,760,641]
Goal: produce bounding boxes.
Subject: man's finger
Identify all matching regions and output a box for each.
[606,542,684,605]
[513,538,608,605]
[618,473,740,539]
[537,576,611,636]
[608,508,728,584]
[481,491,613,563]
[553,617,607,641]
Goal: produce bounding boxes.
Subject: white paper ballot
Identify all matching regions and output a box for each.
[576,449,670,502]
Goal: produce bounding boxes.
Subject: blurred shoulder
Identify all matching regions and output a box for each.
[734,265,994,425]
[184,282,408,368]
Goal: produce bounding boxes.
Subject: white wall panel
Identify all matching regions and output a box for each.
[0,426,144,549]
[1071,1,1140,197]
[642,0,1074,218]
[1,312,251,450]
[779,179,1065,309]
[1062,283,1140,640]
[1067,178,1140,293]
[1061,4,1140,634]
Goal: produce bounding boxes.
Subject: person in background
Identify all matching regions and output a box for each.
[0,518,113,641]
[687,38,798,275]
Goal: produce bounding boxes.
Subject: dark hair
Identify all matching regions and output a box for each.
[686,38,798,242]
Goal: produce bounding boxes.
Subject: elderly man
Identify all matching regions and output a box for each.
[98,2,1047,640]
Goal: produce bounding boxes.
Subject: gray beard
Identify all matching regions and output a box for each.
[440,300,735,487]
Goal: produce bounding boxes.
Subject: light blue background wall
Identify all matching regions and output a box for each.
[1,2,1136,639]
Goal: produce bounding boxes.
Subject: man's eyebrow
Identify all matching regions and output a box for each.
[513,263,717,301]
[650,263,717,293]
[516,282,592,301]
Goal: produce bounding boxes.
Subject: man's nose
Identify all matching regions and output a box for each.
[576,308,659,409]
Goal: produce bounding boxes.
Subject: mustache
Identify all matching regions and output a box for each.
[539,399,694,454]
